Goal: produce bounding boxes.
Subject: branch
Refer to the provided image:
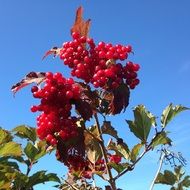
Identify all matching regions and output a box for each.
[114,148,147,181]
[93,113,117,190]
[149,153,165,190]
[63,180,79,190]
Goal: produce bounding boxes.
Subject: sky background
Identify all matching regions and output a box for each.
[0,0,190,189]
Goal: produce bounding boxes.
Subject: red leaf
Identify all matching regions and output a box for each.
[42,47,61,60]
[71,6,91,37]
[101,84,130,115]
[11,72,46,95]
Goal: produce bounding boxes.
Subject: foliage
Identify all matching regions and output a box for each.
[0,126,60,190]
[5,6,189,190]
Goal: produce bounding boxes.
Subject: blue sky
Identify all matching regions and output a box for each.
[0,0,190,189]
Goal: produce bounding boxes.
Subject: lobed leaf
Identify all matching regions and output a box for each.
[12,125,36,143]
[126,105,156,142]
[11,72,46,95]
[130,143,143,162]
[0,128,12,145]
[71,6,91,38]
[151,131,172,148]
[24,142,38,162]
[0,142,22,157]
[101,121,119,139]
[107,139,130,160]
[161,104,189,128]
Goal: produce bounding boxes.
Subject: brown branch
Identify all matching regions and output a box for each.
[93,113,117,190]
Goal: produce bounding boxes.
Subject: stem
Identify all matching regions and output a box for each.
[63,180,79,190]
[114,148,147,181]
[149,153,165,190]
[93,113,117,190]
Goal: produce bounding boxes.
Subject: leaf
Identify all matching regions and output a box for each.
[12,125,36,142]
[102,83,130,115]
[0,128,12,145]
[71,6,91,38]
[11,72,46,95]
[42,47,61,60]
[101,121,119,139]
[130,143,143,162]
[126,105,156,142]
[75,99,93,120]
[107,139,130,160]
[108,162,125,173]
[0,142,22,157]
[24,142,38,161]
[84,128,102,163]
[155,170,177,185]
[33,140,47,160]
[180,176,190,187]
[161,104,189,128]
[27,171,60,187]
[151,132,172,148]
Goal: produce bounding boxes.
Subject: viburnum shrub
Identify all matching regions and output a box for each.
[10,6,190,190]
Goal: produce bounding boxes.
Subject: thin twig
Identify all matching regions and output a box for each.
[94,113,117,190]
[63,180,79,190]
[149,153,165,190]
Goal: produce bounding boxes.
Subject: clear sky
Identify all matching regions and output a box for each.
[0,1,190,190]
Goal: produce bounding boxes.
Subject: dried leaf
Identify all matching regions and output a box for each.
[101,121,119,139]
[42,47,61,60]
[71,6,91,37]
[11,72,46,95]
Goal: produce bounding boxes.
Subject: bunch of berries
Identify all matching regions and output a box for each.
[59,32,140,91]
[30,72,81,146]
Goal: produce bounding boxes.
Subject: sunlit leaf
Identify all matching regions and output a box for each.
[155,170,177,185]
[0,128,12,145]
[12,125,36,142]
[107,139,130,160]
[0,142,22,157]
[126,105,156,142]
[71,6,91,38]
[161,104,189,128]
[24,142,38,161]
[130,143,143,162]
[11,72,46,95]
[151,132,172,148]
[27,171,60,187]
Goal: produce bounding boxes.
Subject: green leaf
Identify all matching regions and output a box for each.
[24,142,38,161]
[108,162,126,173]
[0,142,22,157]
[0,128,12,145]
[156,170,177,185]
[130,143,143,162]
[180,176,190,187]
[33,140,47,160]
[107,139,130,160]
[161,104,189,128]
[151,132,172,148]
[27,171,60,187]
[126,105,156,142]
[12,125,36,142]
[101,121,119,139]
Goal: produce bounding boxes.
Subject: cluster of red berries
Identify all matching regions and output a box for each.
[59,32,140,90]
[30,72,81,146]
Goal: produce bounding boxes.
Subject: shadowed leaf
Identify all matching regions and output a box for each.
[101,121,119,139]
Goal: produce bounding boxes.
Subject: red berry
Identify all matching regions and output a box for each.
[66,90,73,99]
